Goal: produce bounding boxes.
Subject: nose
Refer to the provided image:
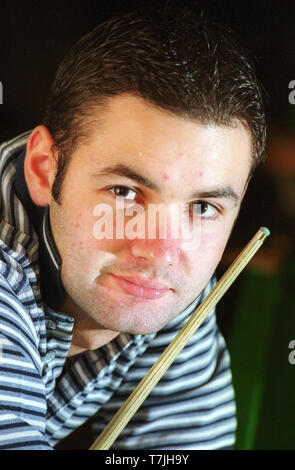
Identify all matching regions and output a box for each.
[129,237,180,266]
[125,202,194,266]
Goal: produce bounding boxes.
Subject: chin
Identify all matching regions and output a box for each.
[110,317,170,336]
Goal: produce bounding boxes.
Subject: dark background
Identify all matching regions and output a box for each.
[0,0,294,241]
[0,0,295,450]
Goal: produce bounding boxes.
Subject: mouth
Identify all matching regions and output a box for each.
[106,273,172,299]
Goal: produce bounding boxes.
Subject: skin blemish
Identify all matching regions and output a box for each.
[178,152,183,158]
[162,172,169,180]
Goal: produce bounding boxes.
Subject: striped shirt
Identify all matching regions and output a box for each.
[0,132,237,450]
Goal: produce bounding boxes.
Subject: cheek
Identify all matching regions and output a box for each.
[72,221,87,249]
[59,207,98,259]
[68,217,91,246]
[203,230,229,260]
[184,230,228,274]
[73,215,128,258]
[61,220,120,280]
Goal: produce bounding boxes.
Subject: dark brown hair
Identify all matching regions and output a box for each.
[43,5,266,202]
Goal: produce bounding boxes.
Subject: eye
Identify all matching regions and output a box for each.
[190,201,219,219]
[109,185,137,200]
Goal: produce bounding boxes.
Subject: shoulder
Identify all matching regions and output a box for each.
[0,243,45,371]
[0,131,31,159]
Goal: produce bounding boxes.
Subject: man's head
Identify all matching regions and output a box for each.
[24,6,266,346]
[42,5,266,204]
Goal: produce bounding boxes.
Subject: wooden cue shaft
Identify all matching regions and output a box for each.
[89,226,270,450]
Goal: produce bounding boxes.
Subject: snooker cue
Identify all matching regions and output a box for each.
[89,226,270,450]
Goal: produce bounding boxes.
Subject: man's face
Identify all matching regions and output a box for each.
[49,94,252,336]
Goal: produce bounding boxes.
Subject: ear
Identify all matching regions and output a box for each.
[24,125,57,207]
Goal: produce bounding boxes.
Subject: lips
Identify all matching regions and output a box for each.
[107,273,172,299]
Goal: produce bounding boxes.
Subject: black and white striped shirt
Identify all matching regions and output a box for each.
[0,132,236,450]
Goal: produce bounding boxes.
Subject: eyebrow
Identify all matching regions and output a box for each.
[96,164,158,190]
[191,188,240,205]
[95,163,240,205]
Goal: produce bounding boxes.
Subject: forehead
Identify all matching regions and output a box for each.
[72,94,253,185]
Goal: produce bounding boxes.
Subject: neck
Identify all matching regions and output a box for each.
[67,328,120,357]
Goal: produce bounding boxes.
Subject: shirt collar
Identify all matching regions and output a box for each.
[14,148,65,311]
